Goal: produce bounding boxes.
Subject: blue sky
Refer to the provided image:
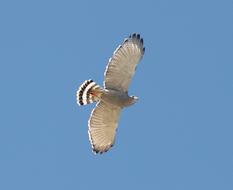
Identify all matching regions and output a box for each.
[0,0,233,189]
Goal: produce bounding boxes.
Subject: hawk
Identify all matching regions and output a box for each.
[77,33,145,154]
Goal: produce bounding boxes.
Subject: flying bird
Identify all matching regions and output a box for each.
[77,33,145,154]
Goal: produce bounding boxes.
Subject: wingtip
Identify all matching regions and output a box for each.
[128,33,145,54]
[91,142,114,154]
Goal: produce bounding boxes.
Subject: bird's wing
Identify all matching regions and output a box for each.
[88,101,122,154]
[104,33,145,92]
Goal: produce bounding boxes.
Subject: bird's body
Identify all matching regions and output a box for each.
[101,89,137,108]
[76,33,145,154]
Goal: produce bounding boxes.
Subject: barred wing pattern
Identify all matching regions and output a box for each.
[88,101,122,153]
[104,33,145,92]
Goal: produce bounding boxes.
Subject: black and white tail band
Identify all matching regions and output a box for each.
[77,79,102,105]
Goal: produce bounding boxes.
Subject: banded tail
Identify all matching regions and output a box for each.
[77,79,103,106]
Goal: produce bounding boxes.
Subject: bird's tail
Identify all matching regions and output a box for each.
[76,79,103,106]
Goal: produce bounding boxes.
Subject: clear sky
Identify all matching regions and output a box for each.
[0,0,233,189]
